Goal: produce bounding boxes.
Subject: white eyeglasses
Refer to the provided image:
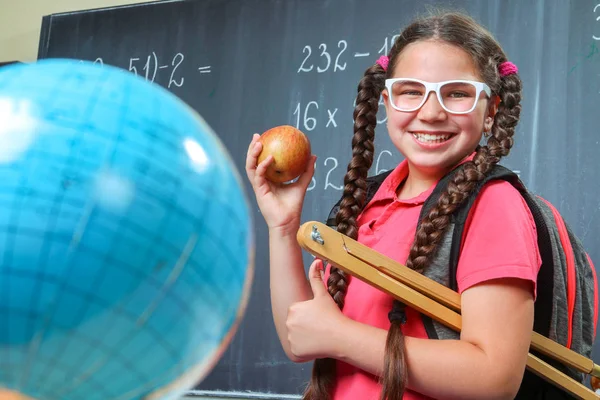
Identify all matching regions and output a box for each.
[384,78,492,114]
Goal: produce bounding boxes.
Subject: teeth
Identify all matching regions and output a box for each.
[412,133,451,143]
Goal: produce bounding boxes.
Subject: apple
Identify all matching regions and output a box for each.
[257,125,311,183]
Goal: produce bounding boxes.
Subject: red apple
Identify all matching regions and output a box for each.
[257,125,311,183]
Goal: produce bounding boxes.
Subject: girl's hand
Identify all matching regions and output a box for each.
[286,259,348,362]
[245,133,316,231]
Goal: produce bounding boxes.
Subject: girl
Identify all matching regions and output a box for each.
[245,11,537,400]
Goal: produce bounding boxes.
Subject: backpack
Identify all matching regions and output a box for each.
[326,164,598,398]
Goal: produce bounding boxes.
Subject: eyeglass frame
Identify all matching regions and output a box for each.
[384,78,492,114]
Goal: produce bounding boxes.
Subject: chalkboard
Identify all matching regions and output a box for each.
[37,0,600,397]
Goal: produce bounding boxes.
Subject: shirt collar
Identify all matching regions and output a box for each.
[366,152,477,207]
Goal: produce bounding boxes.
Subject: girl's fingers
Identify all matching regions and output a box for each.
[245,134,262,177]
[255,154,274,181]
[246,133,260,158]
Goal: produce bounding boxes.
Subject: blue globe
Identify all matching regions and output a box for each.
[0,59,254,400]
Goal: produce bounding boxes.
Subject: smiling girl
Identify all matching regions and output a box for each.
[246,11,536,400]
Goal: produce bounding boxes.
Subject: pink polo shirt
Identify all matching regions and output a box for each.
[326,157,541,400]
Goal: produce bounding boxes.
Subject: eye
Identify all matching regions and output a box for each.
[448,91,470,98]
[392,81,424,97]
[400,90,423,96]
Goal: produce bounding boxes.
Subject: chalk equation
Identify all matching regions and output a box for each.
[293,101,339,131]
[594,3,600,40]
[128,52,186,88]
[79,53,211,88]
[297,35,399,74]
[306,150,396,192]
[294,96,388,132]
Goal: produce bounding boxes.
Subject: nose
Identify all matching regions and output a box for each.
[417,91,447,122]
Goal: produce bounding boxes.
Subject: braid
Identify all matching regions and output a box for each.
[302,64,386,400]
[380,69,523,400]
[329,65,385,305]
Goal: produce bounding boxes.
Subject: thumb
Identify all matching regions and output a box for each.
[308,258,327,298]
[297,155,317,189]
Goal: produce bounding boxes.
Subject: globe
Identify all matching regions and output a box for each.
[0,59,254,400]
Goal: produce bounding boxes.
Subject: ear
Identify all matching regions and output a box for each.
[382,88,394,119]
[382,88,390,107]
[484,95,501,132]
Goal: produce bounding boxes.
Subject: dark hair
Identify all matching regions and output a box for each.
[302,11,523,400]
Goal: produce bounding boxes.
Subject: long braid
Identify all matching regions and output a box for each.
[302,64,386,400]
[330,65,386,303]
[381,65,523,400]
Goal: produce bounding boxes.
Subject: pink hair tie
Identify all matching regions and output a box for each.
[376,55,389,71]
[499,61,518,77]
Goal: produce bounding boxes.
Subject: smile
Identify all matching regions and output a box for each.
[411,132,455,144]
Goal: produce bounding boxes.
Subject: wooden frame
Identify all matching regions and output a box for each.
[297,221,600,400]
